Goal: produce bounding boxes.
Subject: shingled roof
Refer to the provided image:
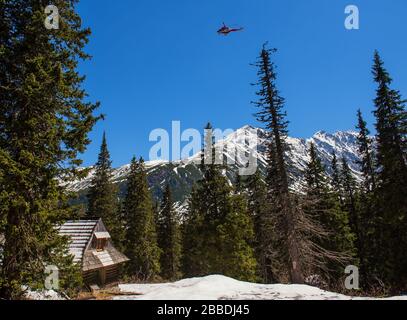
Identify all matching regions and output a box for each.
[58,219,129,272]
[58,220,99,264]
[82,246,128,272]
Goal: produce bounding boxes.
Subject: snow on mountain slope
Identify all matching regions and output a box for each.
[116,275,406,300]
[66,126,364,204]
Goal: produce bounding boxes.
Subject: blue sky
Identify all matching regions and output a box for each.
[76,0,407,167]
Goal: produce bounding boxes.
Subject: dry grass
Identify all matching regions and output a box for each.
[76,286,142,300]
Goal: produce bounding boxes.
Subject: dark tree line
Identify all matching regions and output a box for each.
[86,137,182,282]
[354,52,407,292]
[242,46,406,293]
[245,46,356,288]
[182,123,257,282]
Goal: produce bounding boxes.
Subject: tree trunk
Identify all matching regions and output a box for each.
[285,196,304,284]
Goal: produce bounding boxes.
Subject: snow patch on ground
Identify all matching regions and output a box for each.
[24,289,65,300]
[116,275,407,300]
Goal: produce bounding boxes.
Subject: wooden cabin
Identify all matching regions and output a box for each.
[58,219,129,286]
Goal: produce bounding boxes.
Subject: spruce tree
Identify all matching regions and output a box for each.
[246,169,272,282]
[252,45,303,283]
[182,124,257,282]
[219,192,258,282]
[157,184,182,280]
[303,143,355,284]
[153,200,160,231]
[0,0,99,299]
[356,110,376,193]
[355,109,377,286]
[339,157,368,281]
[371,51,407,288]
[330,152,343,203]
[123,157,160,280]
[87,133,123,245]
[339,158,359,243]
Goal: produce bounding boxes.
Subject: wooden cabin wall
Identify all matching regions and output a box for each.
[106,265,119,283]
[83,266,119,286]
[83,270,98,285]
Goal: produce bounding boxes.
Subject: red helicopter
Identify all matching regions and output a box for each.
[217,23,244,36]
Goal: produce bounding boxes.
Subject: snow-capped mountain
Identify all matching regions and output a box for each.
[67,126,363,205]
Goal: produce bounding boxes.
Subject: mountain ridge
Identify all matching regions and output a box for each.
[67,126,364,206]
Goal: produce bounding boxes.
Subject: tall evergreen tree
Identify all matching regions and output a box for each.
[371,51,407,288]
[182,124,257,282]
[246,169,272,282]
[303,144,355,284]
[153,200,160,230]
[356,109,376,193]
[0,0,99,299]
[339,157,362,264]
[252,45,303,283]
[339,159,358,235]
[87,133,123,244]
[157,184,182,280]
[354,109,377,286]
[330,152,343,202]
[123,157,160,280]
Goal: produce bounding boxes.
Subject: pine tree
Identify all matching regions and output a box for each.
[0,0,99,299]
[157,184,182,280]
[252,45,303,283]
[87,133,123,245]
[371,51,407,288]
[303,144,355,284]
[246,169,272,282]
[354,109,377,287]
[182,124,257,282]
[356,110,376,193]
[218,192,258,282]
[339,158,363,265]
[330,152,343,203]
[339,159,358,234]
[153,200,160,230]
[123,157,161,280]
